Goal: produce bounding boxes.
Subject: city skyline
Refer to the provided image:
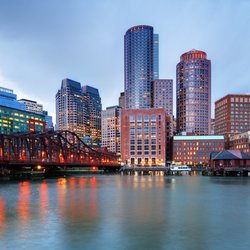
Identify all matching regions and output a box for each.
[0,0,250,122]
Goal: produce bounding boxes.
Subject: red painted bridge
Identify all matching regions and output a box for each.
[0,130,120,174]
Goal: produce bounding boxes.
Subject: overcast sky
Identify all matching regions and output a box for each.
[0,0,249,122]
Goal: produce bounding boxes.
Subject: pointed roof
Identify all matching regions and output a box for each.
[211,150,250,160]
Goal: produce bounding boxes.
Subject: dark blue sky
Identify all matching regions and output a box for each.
[0,0,249,121]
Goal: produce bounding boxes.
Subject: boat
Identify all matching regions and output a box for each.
[170,165,191,172]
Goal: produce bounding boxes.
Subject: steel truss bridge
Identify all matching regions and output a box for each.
[0,130,120,172]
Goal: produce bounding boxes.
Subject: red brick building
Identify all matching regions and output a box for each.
[172,135,224,165]
[215,94,250,137]
[121,108,171,166]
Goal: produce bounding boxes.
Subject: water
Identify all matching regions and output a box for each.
[1,175,250,250]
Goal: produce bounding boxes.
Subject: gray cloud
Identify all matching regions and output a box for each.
[0,0,249,121]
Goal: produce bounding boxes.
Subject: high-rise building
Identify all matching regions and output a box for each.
[153,34,159,80]
[176,49,211,135]
[152,79,173,115]
[124,25,155,109]
[121,108,171,166]
[101,106,121,154]
[82,85,102,143]
[56,79,87,138]
[119,92,125,109]
[215,94,250,137]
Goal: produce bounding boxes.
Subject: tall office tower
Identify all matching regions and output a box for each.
[56,79,87,138]
[82,85,102,143]
[153,34,159,80]
[215,94,250,137]
[152,79,173,115]
[119,92,125,109]
[124,25,154,109]
[101,106,121,154]
[176,49,211,135]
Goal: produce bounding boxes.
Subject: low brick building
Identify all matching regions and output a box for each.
[172,135,224,166]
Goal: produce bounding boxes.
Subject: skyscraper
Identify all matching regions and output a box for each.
[152,79,173,116]
[124,25,156,109]
[153,34,159,80]
[82,85,102,143]
[56,79,87,138]
[56,79,102,142]
[176,49,211,135]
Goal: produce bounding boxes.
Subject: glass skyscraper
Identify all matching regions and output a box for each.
[124,25,158,109]
[176,49,211,135]
[153,34,159,80]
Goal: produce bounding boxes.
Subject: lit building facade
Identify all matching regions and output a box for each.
[0,87,45,134]
[101,106,121,154]
[215,94,250,137]
[56,79,87,138]
[124,25,156,109]
[229,131,250,155]
[82,85,102,143]
[172,135,224,165]
[176,49,211,135]
[121,108,171,166]
[152,79,173,116]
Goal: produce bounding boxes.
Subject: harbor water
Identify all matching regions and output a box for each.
[1,175,250,250]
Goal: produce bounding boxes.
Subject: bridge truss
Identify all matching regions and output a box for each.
[0,130,118,166]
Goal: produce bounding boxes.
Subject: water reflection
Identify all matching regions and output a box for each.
[0,197,5,235]
[18,181,30,228]
[39,181,49,221]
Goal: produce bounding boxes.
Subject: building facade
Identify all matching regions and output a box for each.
[121,108,171,166]
[19,99,53,130]
[153,34,159,80]
[124,25,155,109]
[152,79,173,116]
[172,135,224,165]
[176,49,211,135]
[229,131,250,155]
[214,94,250,137]
[82,85,102,143]
[18,99,43,114]
[56,79,87,138]
[0,87,45,134]
[119,92,125,109]
[101,106,121,155]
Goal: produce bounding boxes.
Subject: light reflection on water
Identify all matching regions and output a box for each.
[0,176,250,250]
